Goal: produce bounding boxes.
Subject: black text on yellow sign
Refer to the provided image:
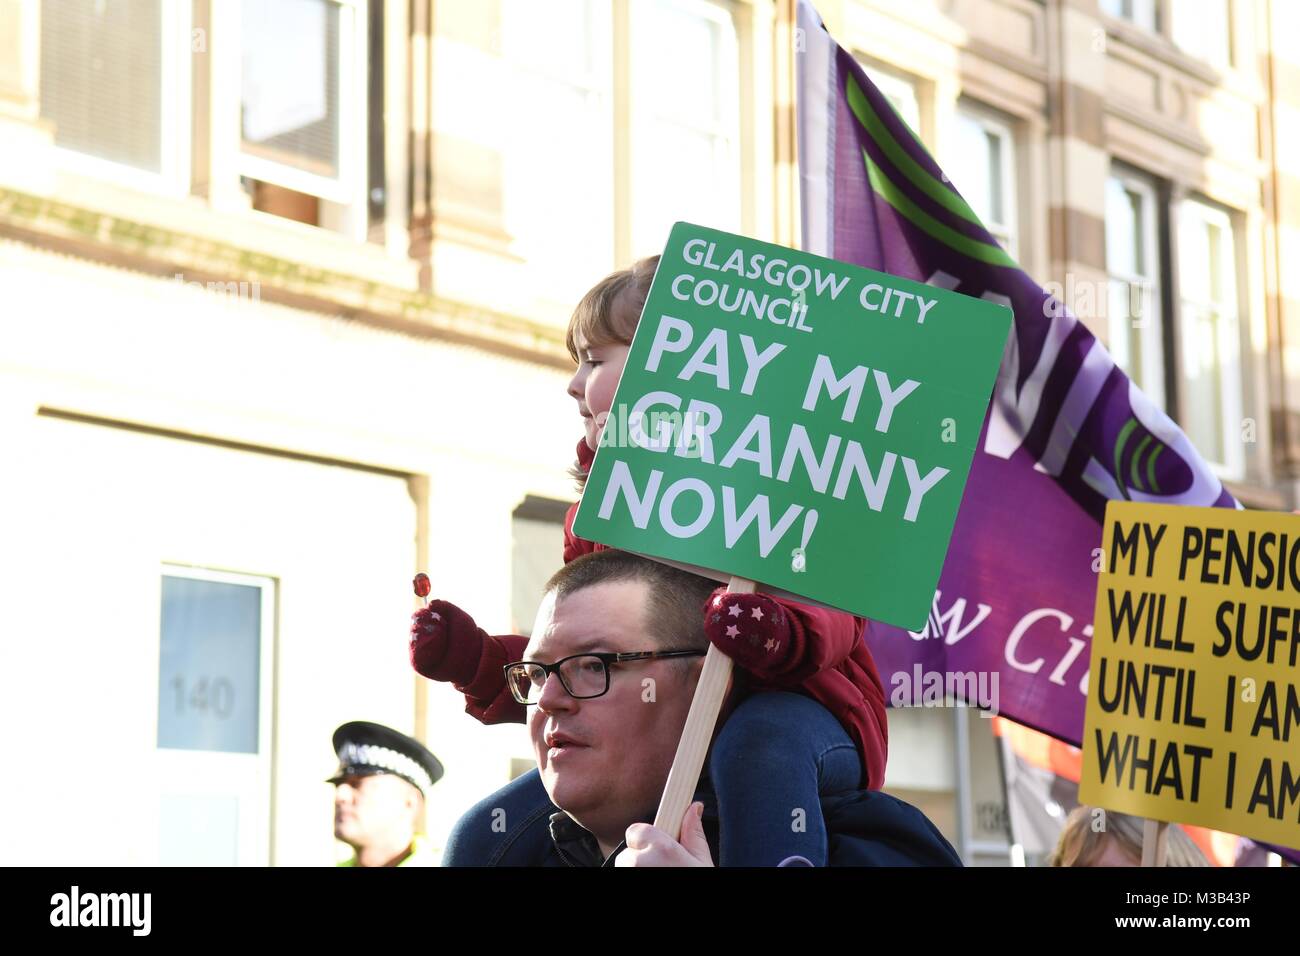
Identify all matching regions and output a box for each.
[1078,501,1300,849]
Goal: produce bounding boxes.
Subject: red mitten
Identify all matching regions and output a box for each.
[703,589,805,679]
[409,599,489,687]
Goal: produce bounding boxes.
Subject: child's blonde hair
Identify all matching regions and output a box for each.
[566,255,660,361]
[1047,806,1208,867]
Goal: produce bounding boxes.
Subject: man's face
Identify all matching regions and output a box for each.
[333,773,418,849]
[525,580,701,847]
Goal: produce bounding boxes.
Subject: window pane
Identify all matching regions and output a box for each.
[503,0,612,293]
[1206,220,1224,303]
[1105,174,1163,407]
[158,576,262,754]
[1180,212,1212,304]
[864,66,921,138]
[1127,286,1146,386]
[507,78,609,248]
[1105,178,1140,276]
[952,109,1017,260]
[648,1,722,129]
[1180,305,1227,464]
[635,123,728,253]
[1110,281,1152,387]
[508,0,597,79]
[1128,187,1149,274]
[1178,200,1239,470]
[986,130,1004,226]
[1129,189,1147,275]
[631,2,739,257]
[39,0,163,172]
[1102,0,1157,30]
[1170,0,1231,67]
[512,511,566,634]
[953,113,1007,229]
[241,0,341,179]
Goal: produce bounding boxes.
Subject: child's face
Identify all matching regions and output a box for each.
[568,335,630,451]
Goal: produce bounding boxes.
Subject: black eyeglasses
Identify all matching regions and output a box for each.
[503,650,706,705]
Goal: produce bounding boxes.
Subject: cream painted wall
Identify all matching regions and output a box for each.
[0,413,419,865]
[0,240,582,865]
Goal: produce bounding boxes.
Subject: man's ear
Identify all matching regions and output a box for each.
[405,787,425,824]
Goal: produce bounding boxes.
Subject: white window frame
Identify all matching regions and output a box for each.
[1105,168,1165,411]
[214,0,369,211]
[44,0,193,196]
[952,105,1019,261]
[1100,0,1158,31]
[1176,198,1244,480]
[156,564,276,867]
[860,62,922,140]
[628,0,742,256]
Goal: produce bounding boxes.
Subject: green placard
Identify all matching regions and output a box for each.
[573,223,1011,630]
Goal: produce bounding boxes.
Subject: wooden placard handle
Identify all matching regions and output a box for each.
[653,576,756,839]
[1140,818,1169,867]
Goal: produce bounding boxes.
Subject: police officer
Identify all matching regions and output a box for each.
[328,721,444,867]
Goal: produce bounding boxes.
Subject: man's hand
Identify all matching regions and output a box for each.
[615,802,714,867]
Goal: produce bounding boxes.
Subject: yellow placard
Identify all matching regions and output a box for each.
[1078,502,1300,849]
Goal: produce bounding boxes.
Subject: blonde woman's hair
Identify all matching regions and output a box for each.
[1047,806,1208,867]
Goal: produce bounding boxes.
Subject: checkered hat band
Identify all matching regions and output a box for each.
[339,742,432,794]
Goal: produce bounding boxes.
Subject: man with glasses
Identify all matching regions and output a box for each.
[445,549,959,866]
[508,549,717,866]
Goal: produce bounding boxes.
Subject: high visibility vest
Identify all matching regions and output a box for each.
[337,835,438,867]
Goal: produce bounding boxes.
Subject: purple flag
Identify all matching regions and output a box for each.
[795,1,1237,747]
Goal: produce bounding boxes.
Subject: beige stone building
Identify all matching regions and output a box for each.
[809,0,1299,864]
[0,0,1293,865]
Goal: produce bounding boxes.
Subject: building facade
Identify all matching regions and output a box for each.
[0,0,1294,865]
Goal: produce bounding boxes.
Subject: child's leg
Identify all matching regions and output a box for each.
[441,768,557,866]
[709,691,862,866]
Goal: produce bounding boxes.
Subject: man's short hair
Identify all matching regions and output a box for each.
[544,551,715,654]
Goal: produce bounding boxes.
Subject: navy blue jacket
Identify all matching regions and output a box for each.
[547,786,961,867]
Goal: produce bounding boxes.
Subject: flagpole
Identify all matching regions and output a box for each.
[775,0,799,248]
[653,576,756,838]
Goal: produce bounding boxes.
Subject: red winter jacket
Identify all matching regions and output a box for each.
[429,440,890,789]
